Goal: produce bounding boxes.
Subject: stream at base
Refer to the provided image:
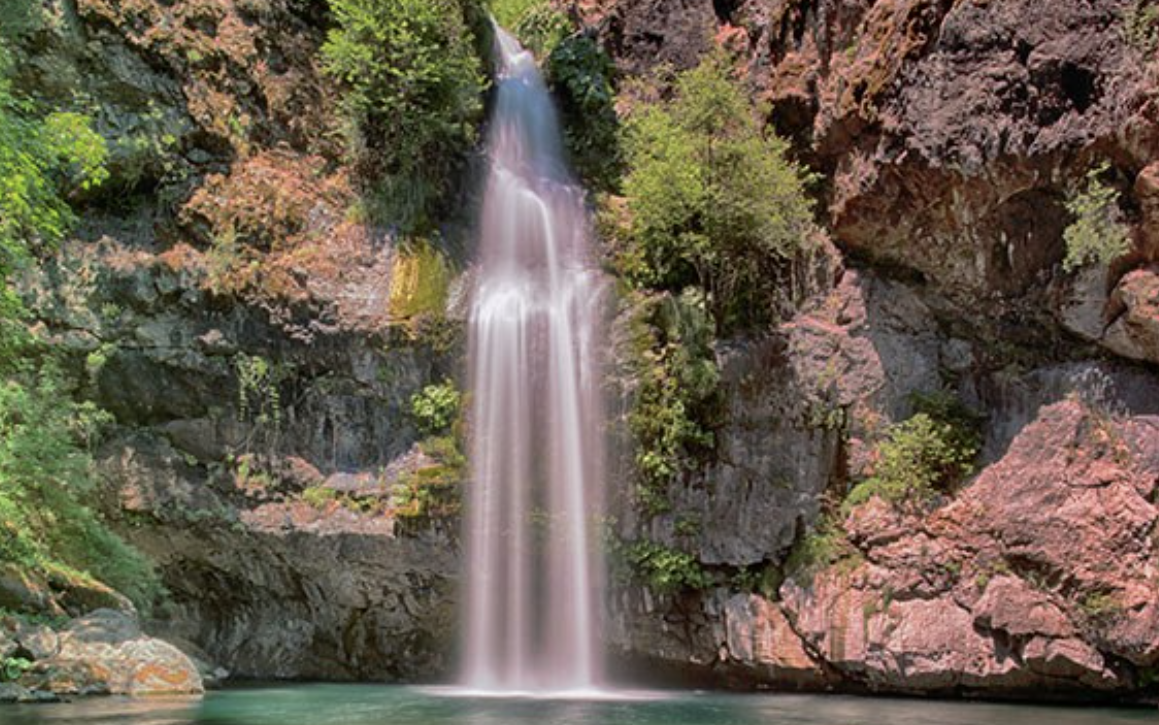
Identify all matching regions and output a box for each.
[3,684,1154,725]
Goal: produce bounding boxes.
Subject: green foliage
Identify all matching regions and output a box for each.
[0,22,157,614]
[302,486,338,509]
[487,0,540,29]
[731,563,782,600]
[1,655,32,682]
[784,515,861,580]
[628,291,721,516]
[843,392,982,514]
[0,366,161,611]
[322,0,487,231]
[1080,591,1122,622]
[509,1,571,59]
[623,541,710,594]
[0,43,108,293]
[410,380,462,436]
[1062,163,1131,273]
[1124,0,1159,54]
[621,52,815,331]
[393,435,466,520]
[235,354,282,427]
[546,34,622,191]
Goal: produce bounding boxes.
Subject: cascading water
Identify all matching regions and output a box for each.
[461,26,605,694]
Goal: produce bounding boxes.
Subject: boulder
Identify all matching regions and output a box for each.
[21,610,203,696]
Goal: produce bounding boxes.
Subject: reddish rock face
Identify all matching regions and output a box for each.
[777,399,1159,695]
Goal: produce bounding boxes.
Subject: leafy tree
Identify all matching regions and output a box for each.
[323,0,488,231]
[621,52,815,332]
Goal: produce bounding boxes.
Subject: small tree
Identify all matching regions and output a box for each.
[621,52,815,332]
[1062,163,1131,273]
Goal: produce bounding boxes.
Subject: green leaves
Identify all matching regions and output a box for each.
[410,379,462,436]
[1062,163,1131,273]
[843,392,982,514]
[546,34,621,190]
[623,541,710,593]
[621,52,815,331]
[628,291,721,515]
[323,0,488,231]
[0,46,108,283]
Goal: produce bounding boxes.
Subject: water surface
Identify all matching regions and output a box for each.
[3,685,1154,725]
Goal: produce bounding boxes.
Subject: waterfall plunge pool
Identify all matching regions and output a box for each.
[3,685,1153,725]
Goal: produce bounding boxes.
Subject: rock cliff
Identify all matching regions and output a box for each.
[597,0,1159,703]
[6,0,1159,704]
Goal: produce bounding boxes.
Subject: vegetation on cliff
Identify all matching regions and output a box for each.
[0,8,159,610]
[323,0,489,232]
[619,52,816,333]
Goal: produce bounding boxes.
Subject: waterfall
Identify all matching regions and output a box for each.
[461,26,605,694]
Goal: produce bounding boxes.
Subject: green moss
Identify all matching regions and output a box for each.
[393,435,467,520]
[388,239,454,324]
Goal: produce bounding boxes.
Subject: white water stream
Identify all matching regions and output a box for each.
[461,27,606,694]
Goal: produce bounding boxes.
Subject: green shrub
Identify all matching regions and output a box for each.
[488,0,537,29]
[623,541,710,594]
[628,291,721,515]
[0,656,32,682]
[322,0,488,231]
[0,22,158,613]
[621,52,815,331]
[784,515,861,580]
[510,2,571,59]
[410,380,462,436]
[0,367,161,612]
[1124,0,1159,54]
[843,393,982,514]
[0,41,107,305]
[302,486,338,509]
[546,34,621,191]
[235,354,282,427]
[1062,163,1131,273]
